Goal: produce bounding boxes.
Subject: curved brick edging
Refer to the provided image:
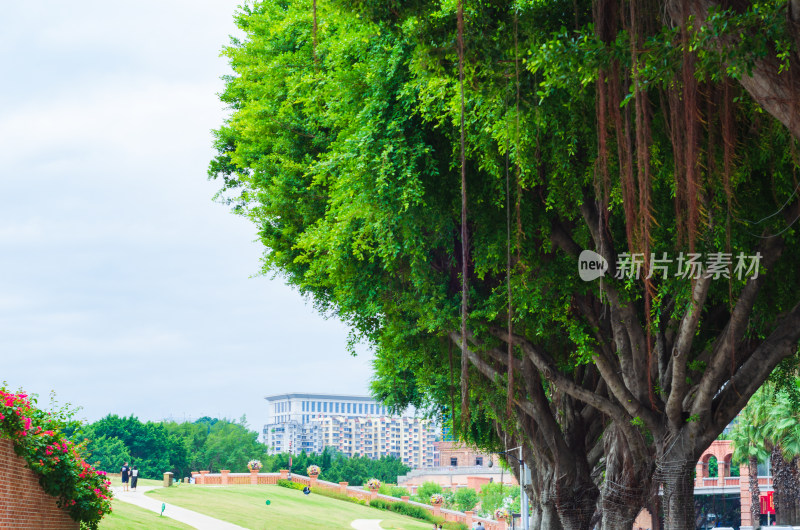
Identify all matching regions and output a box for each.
[190,470,505,530]
[0,439,79,529]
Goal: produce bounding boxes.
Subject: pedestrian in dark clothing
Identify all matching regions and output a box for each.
[121,462,130,492]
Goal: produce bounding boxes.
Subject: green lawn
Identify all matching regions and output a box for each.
[98,499,193,530]
[147,485,434,530]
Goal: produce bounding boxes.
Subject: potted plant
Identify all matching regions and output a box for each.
[247,459,262,472]
[494,507,510,521]
[307,465,321,477]
[430,493,444,506]
[366,478,381,491]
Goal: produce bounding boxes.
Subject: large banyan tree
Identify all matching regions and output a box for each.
[210,0,800,528]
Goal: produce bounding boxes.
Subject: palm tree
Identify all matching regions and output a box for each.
[730,386,771,530]
[766,394,800,525]
[732,384,800,526]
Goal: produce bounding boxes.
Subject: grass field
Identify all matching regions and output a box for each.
[147,485,434,530]
[98,499,193,530]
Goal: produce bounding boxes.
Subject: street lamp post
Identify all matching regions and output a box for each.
[500,446,529,530]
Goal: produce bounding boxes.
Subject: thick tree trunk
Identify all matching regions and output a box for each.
[660,459,696,530]
[773,447,800,525]
[600,425,653,530]
[538,477,565,530]
[541,502,563,530]
[530,502,543,530]
[749,456,761,530]
[555,483,596,530]
[647,496,663,530]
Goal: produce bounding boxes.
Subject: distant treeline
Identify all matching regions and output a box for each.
[73,414,409,485]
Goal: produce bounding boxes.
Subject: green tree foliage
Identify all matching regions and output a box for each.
[478,482,520,518]
[84,415,187,480]
[414,481,444,503]
[211,0,800,526]
[731,384,800,525]
[378,483,410,498]
[453,487,479,512]
[164,415,264,476]
[83,416,408,486]
[84,434,131,473]
[277,448,410,486]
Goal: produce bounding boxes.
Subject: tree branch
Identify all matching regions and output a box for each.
[666,274,712,431]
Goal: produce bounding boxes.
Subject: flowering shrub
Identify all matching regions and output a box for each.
[366,478,381,490]
[494,507,510,521]
[247,459,262,470]
[307,464,321,476]
[429,493,444,505]
[0,388,112,529]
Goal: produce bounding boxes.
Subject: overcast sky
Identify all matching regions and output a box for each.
[0,1,375,430]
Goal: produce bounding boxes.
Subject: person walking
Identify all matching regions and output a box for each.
[130,465,139,491]
[120,462,130,492]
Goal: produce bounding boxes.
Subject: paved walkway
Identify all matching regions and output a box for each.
[350,520,384,530]
[112,486,247,530]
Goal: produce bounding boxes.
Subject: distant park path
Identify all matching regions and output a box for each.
[112,486,247,530]
[350,520,385,530]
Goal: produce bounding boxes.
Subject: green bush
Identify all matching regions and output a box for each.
[390,501,435,521]
[414,481,443,502]
[378,483,410,497]
[369,498,438,522]
[276,479,305,491]
[453,487,479,512]
[369,498,392,510]
[313,485,367,506]
[277,479,367,505]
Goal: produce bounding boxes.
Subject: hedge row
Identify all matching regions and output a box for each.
[276,479,468,530]
[369,497,468,530]
[276,479,368,506]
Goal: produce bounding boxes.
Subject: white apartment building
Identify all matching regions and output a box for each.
[264,393,393,426]
[264,421,323,455]
[263,393,395,455]
[262,393,438,467]
[316,415,437,469]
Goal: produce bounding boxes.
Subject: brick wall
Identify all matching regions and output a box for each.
[0,438,79,529]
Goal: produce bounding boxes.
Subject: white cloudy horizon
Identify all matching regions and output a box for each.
[1,0,376,430]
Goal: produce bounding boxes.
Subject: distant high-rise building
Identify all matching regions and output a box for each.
[264,421,323,455]
[316,415,437,469]
[264,393,393,427]
[262,392,439,468]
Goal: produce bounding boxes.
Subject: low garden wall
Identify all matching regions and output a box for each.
[190,469,506,530]
[0,439,79,529]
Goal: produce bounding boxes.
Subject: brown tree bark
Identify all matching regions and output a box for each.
[600,424,654,530]
[750,456,762,530]
[772,447,800,525]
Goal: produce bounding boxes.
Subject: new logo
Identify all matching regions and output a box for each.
[578,250,608,281]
